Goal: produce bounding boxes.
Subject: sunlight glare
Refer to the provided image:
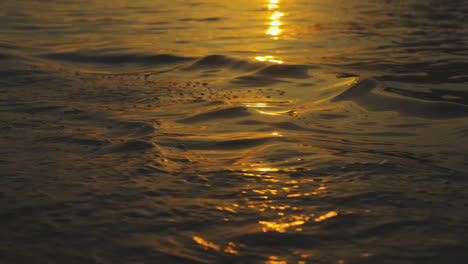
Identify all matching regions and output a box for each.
[255,56,283,64]
[270,11,284,20]
[266,2,284,37]
[267,27,282,36]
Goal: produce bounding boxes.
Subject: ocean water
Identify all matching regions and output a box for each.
[1,0,468,263]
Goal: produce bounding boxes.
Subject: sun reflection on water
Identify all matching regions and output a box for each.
[266,0,283,37]
[255,0,285,64]
[236,166,338,239]
[259,214,310,232]
[257,167,279,172]
[241,101,295,117]
[192,236,240,255]
[314,211,338,222]
[270,11,284,20]
[267,12,283,37]
[255,55,283,64]
[266,256,287,264]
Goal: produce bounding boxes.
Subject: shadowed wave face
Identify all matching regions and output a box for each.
[0,1,467,264]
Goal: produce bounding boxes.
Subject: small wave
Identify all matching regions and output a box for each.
[354,220,429,239]
[102,120,156,138]
[256,64,315,79]
[0,69,48,79]
[0,53,13,60]
[183,55,264,72]
[177,106,251,124]
[105,140,155,153]
[16,105,64,114]
[231,75,290,87]
[233,232,322,248]
[0,40,20,50]
[41,52,194,65]
[38,136,109,146]
[333,79,468,119]
[332,79,378,101]
[179,17,223,22]
[12,25,46,31]
[158,136,281,150]
[385,86,468,106]
[229,64,315,87]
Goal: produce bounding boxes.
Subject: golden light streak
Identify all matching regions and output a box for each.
[215,206,237,213]
[224,242,240,255]
[286,192,317,198]
[257,110,282,116]
[259,215,312,232]
[255,56,283,64]
[259,220,306,232]
[266,256,287,264]
[192,236,220,251]
[243,102,269,107]
[257,168,279,172]
[266,3,284,37]
[269,59,283,64]
[192,237,239,255]
[314,211,338,222]
[257,2,285,61]
[224,246,239,255]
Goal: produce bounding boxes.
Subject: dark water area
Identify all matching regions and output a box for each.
[1,0,468,263]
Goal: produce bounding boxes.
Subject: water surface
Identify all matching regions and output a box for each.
[1,0,468,263]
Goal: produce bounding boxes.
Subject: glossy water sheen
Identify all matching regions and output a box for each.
[1,1,467,263]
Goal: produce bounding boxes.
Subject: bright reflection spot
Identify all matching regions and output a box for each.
[255,56,283,64]
[266,2,284,37]
[192,236,239,255]
[286,192,317,198]
[237,165,335,238]
[257,167,278,172]
[270,11,284,20]
[192,236,220,251]
[215,206,237,213]
[259,220,305,232]
[224,242,240,255]
[259,215,311,232]
[257,110,282,116]
[267,4,279,9]
[267,0,280,10]
[267,27,282,36]
[266,256,287,264]
[270,20,282,26]
[253,189,278,195]
[314,211,338,222]
[244,102,269,107]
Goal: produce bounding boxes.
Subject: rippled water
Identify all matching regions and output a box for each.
[1,1,468,263]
